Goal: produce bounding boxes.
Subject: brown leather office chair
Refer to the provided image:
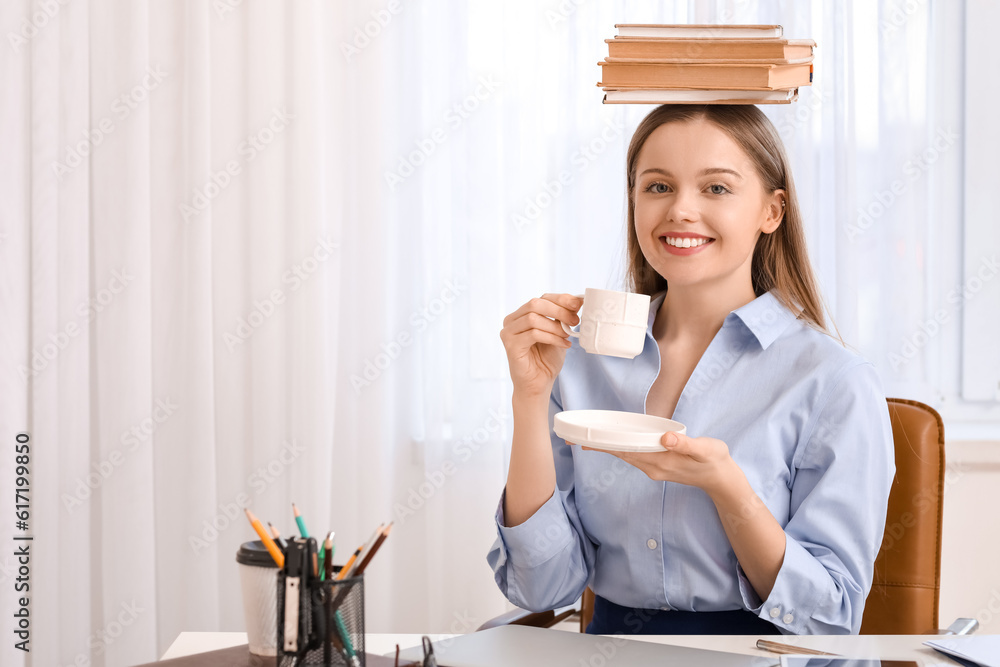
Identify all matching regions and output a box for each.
[481,398,960,635]
[858,398,944,633]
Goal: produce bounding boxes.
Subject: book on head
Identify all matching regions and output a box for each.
[601,87,799,104]
[598,60,812,89]
[605,38,814,61]
[614,24,783,39]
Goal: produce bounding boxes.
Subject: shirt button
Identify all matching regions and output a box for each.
[783,613,794,624]
[646,539,657,549]
[769,607,781,618]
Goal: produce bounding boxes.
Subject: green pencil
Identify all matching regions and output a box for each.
[292,502,309,538]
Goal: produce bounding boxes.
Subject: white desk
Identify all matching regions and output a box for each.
[162,631,967,665]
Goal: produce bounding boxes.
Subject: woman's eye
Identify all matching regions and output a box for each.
[645,182,669,194]
[708,184,730,195]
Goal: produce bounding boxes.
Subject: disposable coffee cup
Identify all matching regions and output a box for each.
[237,540,280,657]
[560,288,650,359]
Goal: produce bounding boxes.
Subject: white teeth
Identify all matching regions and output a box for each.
[664,236,711,248]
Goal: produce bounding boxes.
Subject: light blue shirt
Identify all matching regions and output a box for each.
[487,291,895,634]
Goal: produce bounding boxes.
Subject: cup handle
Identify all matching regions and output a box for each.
[560,294,585,338]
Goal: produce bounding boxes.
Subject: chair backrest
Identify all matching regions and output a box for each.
[860,398,944,634]
[580,587,594,633]
[578,398,944,635]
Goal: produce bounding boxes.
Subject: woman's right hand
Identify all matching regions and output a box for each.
[499,293,583,399]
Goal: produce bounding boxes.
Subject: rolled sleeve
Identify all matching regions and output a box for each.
[739,361,895,634]
[486,382,596,612]
[493,488,575,568]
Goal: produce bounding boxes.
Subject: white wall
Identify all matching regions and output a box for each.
[940,439,1000,633]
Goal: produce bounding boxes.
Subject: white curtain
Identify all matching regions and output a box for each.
[0,1,987,665]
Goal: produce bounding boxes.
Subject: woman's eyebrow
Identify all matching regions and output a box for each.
[639,167,743,180]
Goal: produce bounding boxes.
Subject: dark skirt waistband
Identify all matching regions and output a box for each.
[586,594,783,635]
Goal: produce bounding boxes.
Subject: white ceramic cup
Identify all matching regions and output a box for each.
[237,540,280,657]
[560,288,650,359]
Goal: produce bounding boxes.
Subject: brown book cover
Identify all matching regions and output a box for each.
[605,38,815,61]
[597,61,812,89]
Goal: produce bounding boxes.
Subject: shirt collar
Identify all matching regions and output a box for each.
[729,291,799,350]
[645,290,798,350]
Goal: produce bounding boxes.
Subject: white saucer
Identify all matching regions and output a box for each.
[553,410,686,453]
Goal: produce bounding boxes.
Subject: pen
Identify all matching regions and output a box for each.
[243,509,284,568]
[292,502,309,538]
[267,521,287,551]
[755,639,840,656]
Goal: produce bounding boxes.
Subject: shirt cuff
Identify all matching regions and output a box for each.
[494,488,576,569]
[736,534,827,634]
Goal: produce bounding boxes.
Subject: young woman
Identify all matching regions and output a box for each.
[488,105,894,635]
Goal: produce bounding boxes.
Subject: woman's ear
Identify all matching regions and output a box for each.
[761,189,786,234]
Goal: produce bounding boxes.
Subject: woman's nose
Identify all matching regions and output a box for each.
[667,189,698,223]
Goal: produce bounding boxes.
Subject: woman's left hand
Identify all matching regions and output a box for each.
[582,431,736,495]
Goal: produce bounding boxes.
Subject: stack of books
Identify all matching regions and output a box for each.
[598,24,814,104]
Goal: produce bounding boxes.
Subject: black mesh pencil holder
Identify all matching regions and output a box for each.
[276,568,366,667]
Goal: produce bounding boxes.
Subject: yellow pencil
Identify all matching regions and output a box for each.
[336,545,363,581]
[244,509,285,568]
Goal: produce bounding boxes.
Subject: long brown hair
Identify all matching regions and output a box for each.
[624,104,830,334]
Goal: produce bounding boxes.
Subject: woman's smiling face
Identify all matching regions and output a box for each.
[632,118,784,294]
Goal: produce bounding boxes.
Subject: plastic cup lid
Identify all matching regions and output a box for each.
[236,540,280,568]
